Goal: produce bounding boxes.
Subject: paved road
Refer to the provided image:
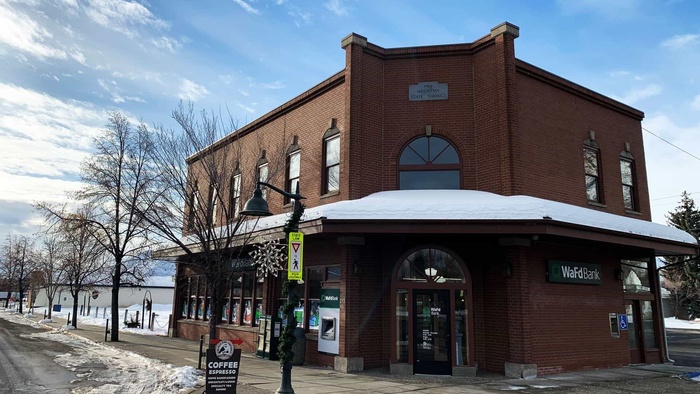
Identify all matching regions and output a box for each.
[668,328,700,367]
[0,317,81,393]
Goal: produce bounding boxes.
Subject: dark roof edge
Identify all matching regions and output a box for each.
[516,60,645,121]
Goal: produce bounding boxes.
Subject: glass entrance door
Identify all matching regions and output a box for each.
[413,289,451,374]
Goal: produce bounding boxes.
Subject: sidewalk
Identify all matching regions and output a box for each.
[27,315,700,393]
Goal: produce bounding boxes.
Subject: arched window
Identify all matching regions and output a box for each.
[398,135,460,190]
[397,248,465,283]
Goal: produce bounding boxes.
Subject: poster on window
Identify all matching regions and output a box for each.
[243,300,252,324]
[222,302,229,322]
[309,300,319,330]
[232,301,239,324]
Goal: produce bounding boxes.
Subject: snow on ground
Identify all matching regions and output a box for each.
[665,317,700,330]
[27,303,173,336]
[0,306,201,393]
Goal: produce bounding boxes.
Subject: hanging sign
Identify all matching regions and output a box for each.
[288,232,304,281]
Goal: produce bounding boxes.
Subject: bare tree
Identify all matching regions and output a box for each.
[1,234,37,314]
[38,112,155,340]
[60,209,109,328]
[35,235,67,319]
[136,102,286,342]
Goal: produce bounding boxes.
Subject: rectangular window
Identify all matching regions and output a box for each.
[188,189,200,229]
[620,158,636,210]
[307,268,323,330]
[454,290,468,365]
[642,301,658,349]
[584,147,601,203]
[258,163,268,200]
[621,260,650,293]
[286,151,300,203]
[396,289,408,363]
[242,273,254,325]
[224,272,262,326]
[229,174,241,220]
[209,183,218,226]
[323,135,340,194]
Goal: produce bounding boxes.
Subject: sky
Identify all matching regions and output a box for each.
[2,0,700,237]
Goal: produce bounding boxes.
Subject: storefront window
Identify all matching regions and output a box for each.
[180,296,188,318]
[396,289,408,363]
[308,268,323,330]
[454,290,468,365]
[621,260,650,292]
[231,300,239,324]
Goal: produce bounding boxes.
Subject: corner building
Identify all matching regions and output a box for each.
[171,22,698,377]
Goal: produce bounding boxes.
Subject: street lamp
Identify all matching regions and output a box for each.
[242,181,305,394]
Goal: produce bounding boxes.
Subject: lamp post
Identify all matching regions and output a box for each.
[242,181,305,394]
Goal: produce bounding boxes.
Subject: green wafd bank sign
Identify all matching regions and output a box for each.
[548,260,602,285]
[320,289,340,309]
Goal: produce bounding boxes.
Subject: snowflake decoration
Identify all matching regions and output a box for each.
[251,238,286,278]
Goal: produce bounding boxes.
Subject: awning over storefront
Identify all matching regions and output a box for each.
[161,190,698,258]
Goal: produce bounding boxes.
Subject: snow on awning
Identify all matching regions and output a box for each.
[243,190,696,245]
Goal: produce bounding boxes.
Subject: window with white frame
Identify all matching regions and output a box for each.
[286,150,300,202]
[323,133,340,194]
[209,183,219,226]
[620,151,637,211]
[258,162,268,200]
[229,173,241,221]
[583,140,603,203]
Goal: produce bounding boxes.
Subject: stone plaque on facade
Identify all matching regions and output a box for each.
[409,81,448,101]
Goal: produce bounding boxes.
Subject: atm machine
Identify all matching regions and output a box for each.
[317,289,340,354]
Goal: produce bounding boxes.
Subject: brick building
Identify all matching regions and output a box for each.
[170,22,698,377]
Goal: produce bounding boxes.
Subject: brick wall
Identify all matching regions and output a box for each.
[526,244,630,372]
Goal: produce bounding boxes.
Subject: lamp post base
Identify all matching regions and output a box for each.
[275,362,294,394]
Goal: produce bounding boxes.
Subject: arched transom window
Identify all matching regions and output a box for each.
[398,135,460,190]
[397,248,465,283]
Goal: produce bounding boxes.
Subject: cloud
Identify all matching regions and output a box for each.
[642,114,700,222]
[324,0,349,16]
[231,0,260,15]
[84,0,169,38]
[178,79,209,101]
[0,3,69,60]
[0,83,104,209]
[151,36,182,53]
[611,84,663,105]
[237,103,255,113]
[258,81,286,89]
[97,79,146,103]
[660,34,699,50]
[691,95,700,111]
[289,8,312,26]
[0,200,49,236]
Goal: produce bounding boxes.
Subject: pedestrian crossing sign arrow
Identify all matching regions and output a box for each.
[288,232,304,281]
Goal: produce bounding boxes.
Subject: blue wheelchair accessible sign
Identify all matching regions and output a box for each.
[618,314,628,331]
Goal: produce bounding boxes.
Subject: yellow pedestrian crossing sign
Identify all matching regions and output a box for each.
[288,232,304,280]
